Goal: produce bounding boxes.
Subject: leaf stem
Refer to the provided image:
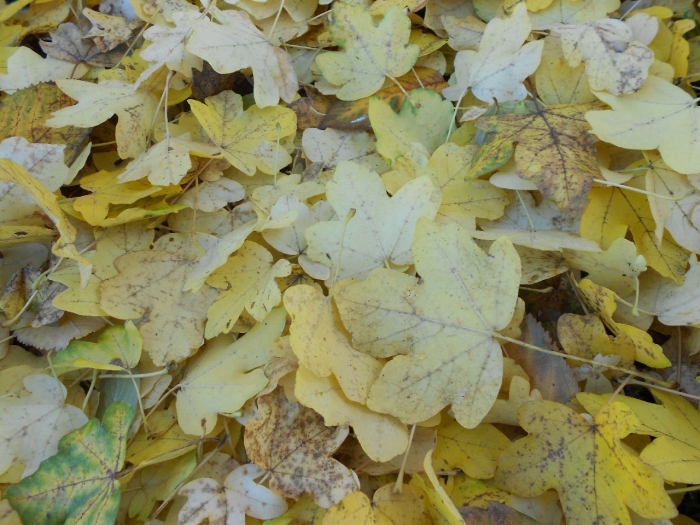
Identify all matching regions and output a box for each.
[493,332,674,387]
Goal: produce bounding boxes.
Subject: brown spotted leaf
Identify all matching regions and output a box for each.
[244,388,357,508]
[471,103,600,214]
[495,399,677,525]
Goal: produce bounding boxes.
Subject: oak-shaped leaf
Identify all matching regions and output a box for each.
[244,388,357,508]
[316,2,419,101]
[185,7,297,107]
[6,402,135,525]
[472,102,600,214]
[305,160,441,281]
[495,399,677,525]
[0,374,88,479]
[179,463,288,525]
[176,308,285,435]
[335,218,521,427]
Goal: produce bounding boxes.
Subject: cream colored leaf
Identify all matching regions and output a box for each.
[136,11,202,87]
[655,257,700,326]
[0,374,88,478]
[0,47,88,95]
[305,161,441,281]
[186,7,297,107]
[554,19,654,94]
[475,192,601,252]
[99,234,218,366]
[177,308,285,435]
[118,136,219,186]
[586,76,700,175]
[179,463,288,525]
[46,79,158,159]
[442,5,544,103]
[335,218,521,427]
[180,178,245,213]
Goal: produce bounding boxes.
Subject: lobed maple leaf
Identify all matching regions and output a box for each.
[244,388,358,508]
[335,218,521,427]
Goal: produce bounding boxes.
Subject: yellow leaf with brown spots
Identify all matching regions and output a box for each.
[495,399,677,525]
[244,388,357,508]
[471,103,600,214]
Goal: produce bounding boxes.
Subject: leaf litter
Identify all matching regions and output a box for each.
[0,0,699,523]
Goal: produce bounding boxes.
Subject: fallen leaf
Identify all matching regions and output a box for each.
[442,5,544,103]
[176,308,285,435]
[495,399,677,525]
[586,76,700,175]
[179,463,288,524]
[186,6,297,107]
[316,2,419,101]
[305,161,441,281]
[335,218,520,427]
[0,374,88,479]
[244,388,357,508]
[5,402,134,525]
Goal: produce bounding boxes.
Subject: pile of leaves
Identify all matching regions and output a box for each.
[0,0,700,521]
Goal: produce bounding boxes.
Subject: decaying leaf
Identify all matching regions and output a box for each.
[244,388,358,508]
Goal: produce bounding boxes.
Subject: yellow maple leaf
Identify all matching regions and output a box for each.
[323,484,431,525]
[99,234,218,366]
[335,218,520,427]
[579,391,700,484]
[177,308,285,435]
[433,419,510,479]
[185,7,298,107]
[582,186,688,283]
[46,80,158,159]
[72,169,163,226]
[189,90,296,175]
[577,278,671,368]
[495,399,677,524]
[284,284,382,404]
[244,387,358,508]
[205,241,291,338]
[305,161,441,281]
[316,2,419,101]
[382,142,509,229]
[586,76,700,175]
[294,366,408,463]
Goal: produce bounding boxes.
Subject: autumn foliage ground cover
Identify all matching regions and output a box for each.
[0,0,700,522]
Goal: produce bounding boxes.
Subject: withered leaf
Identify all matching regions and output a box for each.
[244,388,357,508]
[191,62,251,102]
[40,20,127,67]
